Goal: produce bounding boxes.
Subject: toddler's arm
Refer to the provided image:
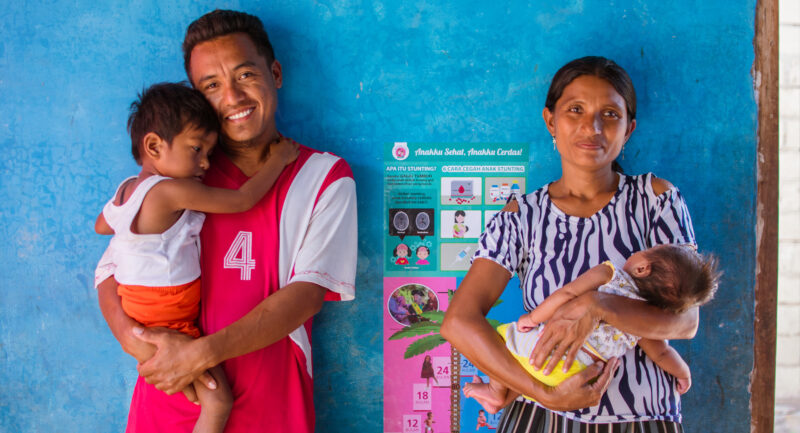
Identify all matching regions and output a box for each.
[638,338,691,394]
[97,276,157,363]
[157,138,298,214]
[517,263,614,332]
[94,213,113,235]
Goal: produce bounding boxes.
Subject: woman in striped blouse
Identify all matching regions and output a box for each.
[442,56,698,432]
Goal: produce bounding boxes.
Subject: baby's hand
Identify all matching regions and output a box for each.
[270,138,299,165]
[516,312,540,333]
[676,374,691,395]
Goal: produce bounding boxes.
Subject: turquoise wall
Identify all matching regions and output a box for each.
[0,1,757,432]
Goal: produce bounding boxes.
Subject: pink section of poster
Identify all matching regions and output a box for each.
[384,277,456,433]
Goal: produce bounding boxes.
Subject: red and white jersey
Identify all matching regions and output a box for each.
[124,143,357,433]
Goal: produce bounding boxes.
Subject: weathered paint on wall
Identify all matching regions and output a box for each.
[0,1,757,432]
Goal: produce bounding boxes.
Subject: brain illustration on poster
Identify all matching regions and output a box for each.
[383,143,528,433]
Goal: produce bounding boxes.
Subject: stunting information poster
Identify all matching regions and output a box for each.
[383,142,529,433]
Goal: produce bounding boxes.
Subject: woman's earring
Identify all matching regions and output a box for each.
[622,143,625,160]
[552,136,557,151]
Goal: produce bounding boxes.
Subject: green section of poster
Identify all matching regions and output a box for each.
[384,142,529,277]
[383,143,529,433]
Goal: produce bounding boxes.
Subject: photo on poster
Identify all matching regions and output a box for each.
[384,143,529,432]
[441,177,482,205]
[484,177,525,204]
[389,208,435,240]
[439,243,478,271]
[387,283,440,326]
[440,210,481,239]
[384,277,456,433]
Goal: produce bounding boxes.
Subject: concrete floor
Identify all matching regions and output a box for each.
[775,399,800,433]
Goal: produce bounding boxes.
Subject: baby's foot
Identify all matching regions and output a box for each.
[462,376,504,414]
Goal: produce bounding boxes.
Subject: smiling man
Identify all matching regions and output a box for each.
[96,10,357,433]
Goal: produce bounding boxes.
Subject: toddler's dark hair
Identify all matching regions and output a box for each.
[630,245,721,313]
[127,82,219,165]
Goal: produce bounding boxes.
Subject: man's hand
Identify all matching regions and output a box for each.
[537,357,620,411]
[133,327,217,395]
[531,292,599,375]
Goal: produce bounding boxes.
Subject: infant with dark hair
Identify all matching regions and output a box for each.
[464,244,721,413]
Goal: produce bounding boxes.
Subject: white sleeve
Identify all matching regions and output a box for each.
[288,176,357,301]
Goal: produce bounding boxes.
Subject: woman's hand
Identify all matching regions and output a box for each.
[537,357,620,411]
[517,286,580,332]
[531,292,600,375]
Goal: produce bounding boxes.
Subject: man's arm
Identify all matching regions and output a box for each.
[137,154,358,395]
[97,276,215,401]
[136,281,325,394]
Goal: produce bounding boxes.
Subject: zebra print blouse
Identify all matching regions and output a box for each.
[474,173,695,423]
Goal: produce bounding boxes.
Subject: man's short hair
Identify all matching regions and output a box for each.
[183,9,276,77]
[127,82,219,165]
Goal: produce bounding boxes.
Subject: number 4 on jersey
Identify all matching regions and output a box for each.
[224,231,255,280]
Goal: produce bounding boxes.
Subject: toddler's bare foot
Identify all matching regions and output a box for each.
[463,376,504,414]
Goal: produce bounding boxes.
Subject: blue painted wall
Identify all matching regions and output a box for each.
[0,1,757,432]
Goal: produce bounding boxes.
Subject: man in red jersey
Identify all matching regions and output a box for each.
[96,10,357,433]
